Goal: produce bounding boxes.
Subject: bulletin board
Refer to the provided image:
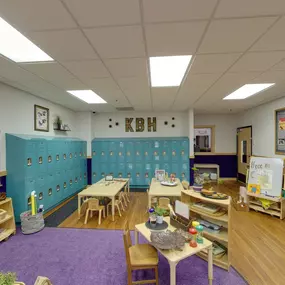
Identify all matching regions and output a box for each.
[247,156,283,197]
[275,108,285,154]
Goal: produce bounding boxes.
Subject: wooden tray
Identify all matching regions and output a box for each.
[201,192,228,200]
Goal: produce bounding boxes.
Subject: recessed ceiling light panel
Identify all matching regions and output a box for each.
[0,17,53,63]
[223,83,275,100]
[149,55,192,87]
[67,90,107,104]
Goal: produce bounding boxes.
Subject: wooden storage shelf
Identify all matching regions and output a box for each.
[0,198,16,242]
[181,189,231,271]
[247,192,285,220]
[198,251,229,270]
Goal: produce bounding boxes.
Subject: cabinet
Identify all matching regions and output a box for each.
[0,198,16,242]
[6,134,87,222]
[91,137,190,187]
[181,190,231,270]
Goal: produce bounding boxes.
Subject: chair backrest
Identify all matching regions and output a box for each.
[159,197,170,208]
[119,191,125,200]
[123,221,132,267]
[88,198,100,210]
[34,277,52,285]
[182,180,190,190]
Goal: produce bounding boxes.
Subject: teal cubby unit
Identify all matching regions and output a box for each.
[91,137,190,187]
[6,134,87,222]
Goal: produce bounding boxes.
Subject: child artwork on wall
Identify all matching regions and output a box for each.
[34,105,49,132]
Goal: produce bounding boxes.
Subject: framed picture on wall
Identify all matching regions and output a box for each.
[275,107,285,154]
[34,105,49,132]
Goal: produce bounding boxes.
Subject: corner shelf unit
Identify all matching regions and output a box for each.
[181,190,231,271]
[0,198,16,242]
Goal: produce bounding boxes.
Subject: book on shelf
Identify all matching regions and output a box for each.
[192,202,221,214]
[201,240,227,257]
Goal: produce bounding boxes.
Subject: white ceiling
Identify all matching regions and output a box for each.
[0,0,285,113]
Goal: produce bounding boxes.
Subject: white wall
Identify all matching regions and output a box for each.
[238,96,285,158]
[92,112,189,138]
[194,114,238,153]
[0,83,77,171]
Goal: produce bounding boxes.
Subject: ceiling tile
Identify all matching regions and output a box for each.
[117,77,151,105]
[143,0,218,23]
[63,0,140,27]
[145,22,207,56]
[229,51,285,72]
[62,60,110,80]
[190,53,241,74]
[215,0,285,18]
[198,17,277,54]
[28,29,98,61]
[177,73,221,104]
[20,62,87,90]
[251,17,285,51]
[272,59,285,70]
[91,104,117,113]
[134,104,152,111]
[250,70,285,83]
[104,58,148,78]
[84,26,145,58]
[152,87,178,110]
[0,0,76,31]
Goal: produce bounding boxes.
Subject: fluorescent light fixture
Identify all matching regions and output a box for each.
[223,83,275,100]
[149,55,192,87]
[0,17,53,63]
[67,90,107,104]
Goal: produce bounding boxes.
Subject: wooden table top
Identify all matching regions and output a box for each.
[135,217,212,263]
[148,178,184,197]
[78,178,129,197]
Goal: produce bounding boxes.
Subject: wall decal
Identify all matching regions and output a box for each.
[34,105,49,132]
[172,124,175,128]
[115,122,119,126]
[164,121,168,125]
[109,118,112,122]
[172,117,175,120]
[125,117,157,132]
[109,125,112,128]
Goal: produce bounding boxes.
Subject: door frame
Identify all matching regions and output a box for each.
[236,125,252,183]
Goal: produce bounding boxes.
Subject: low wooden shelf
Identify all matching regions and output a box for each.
[247,192,285,219]
[181,189,231,271]
[0,198,16,242]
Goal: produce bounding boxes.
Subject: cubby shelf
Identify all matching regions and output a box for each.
[0,198,16,242]
[181,190,231,271]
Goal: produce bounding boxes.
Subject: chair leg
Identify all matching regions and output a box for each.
[117,205,122,217]
[155,266,159,285]
[103,207,106,218]
[127,268,132,285]
[90,210,93,218]
[120,201,125,211]
[123,194,128,207]
[84,209,90,224]
[98,210,102,225]
[107,204,110,216]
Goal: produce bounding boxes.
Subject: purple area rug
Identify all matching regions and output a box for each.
[0,228,247,285]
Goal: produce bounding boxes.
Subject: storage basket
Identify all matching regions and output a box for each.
[20,211,45,235]
[0,209,7,221]
[0,192,6,201]
[170,214,192,232]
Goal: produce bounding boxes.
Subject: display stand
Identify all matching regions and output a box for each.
[0,198,16,242]
[181,190,231,270]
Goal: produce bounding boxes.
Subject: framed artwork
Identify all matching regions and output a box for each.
[155,169,165,182]
[275,108,285,154]
[34,105,49,132]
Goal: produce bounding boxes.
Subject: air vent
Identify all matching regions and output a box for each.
[116,107,134,111]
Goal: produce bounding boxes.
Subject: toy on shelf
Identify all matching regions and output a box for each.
[30,191,37,215]
[196,225,204,244]
[189,227,197,248]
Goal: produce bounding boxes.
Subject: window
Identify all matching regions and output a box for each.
[194,125,215,153]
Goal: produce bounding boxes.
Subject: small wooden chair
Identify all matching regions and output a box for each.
[158,197,170,210]
[123,221,159,285]
[107,192,125,217]
[84,198,106,225]
[146,189,158,212]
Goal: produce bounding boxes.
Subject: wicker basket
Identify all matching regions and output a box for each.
[170,214,192,232]
[0,209,7,221]
[0,192,6,201]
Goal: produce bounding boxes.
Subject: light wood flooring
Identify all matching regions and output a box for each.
[58,182,285,285]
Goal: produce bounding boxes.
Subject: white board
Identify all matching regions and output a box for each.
[175,200,189,219]
[248,156,283,197]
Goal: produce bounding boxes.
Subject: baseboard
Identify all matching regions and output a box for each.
[219,177,237,181]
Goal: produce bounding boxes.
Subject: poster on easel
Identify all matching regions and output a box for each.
[247,156,283,197]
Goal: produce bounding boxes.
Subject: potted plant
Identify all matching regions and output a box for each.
[192,167,204,192]
[0,272,16,285]
[155,207,166,224]
[54,116,62,130]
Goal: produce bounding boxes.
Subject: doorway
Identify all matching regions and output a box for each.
[237,126,252,183]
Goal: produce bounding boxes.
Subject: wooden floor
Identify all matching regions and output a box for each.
[58,182,285,285]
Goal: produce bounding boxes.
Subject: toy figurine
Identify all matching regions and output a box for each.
[189,227,198,247]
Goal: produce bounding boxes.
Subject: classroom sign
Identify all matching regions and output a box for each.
[247,156,283,197]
